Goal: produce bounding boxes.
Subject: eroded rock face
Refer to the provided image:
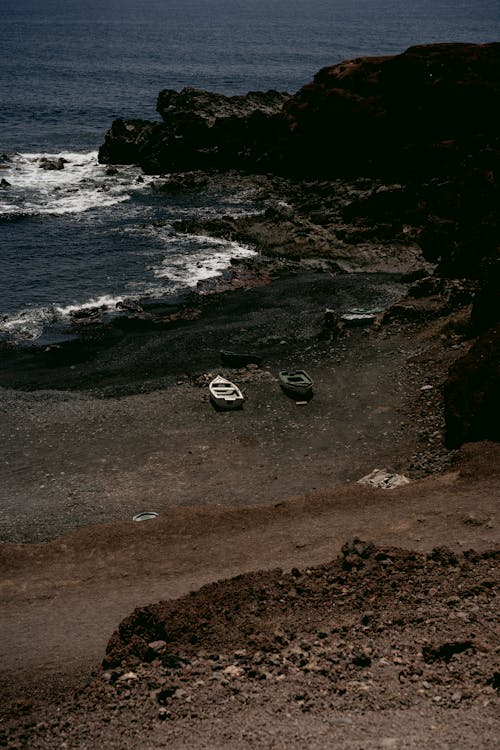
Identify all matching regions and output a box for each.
[98,118,163,165]
[156,87,290,125]
[98,43,500,277]
[444,326,500,448]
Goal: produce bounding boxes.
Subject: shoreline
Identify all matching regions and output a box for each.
[0,214,460,545]
[0,174,473,544]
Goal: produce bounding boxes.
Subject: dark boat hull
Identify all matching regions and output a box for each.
[220,350,263,367]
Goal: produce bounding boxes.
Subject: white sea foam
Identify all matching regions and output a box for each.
[55,294,125,316]
[152,233,257,286]
[1,307,58,342]
[0,151,150,216]
[0,294,129,343]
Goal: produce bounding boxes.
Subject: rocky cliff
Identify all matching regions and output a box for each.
[99,42,500,179]
[283,42,500,176]
[99,42,500,278]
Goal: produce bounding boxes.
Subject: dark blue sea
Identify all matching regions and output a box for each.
[1,0,499,344]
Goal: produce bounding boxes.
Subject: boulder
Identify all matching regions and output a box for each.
[39,156,67,170]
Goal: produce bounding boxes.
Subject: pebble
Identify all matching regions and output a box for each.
[328,716,353,726]
[223,665,245,678]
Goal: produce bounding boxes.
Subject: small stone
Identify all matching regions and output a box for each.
[148,640,167,652]
[117,671,138,683]
[329,716,353,726]
[223,665,244,678]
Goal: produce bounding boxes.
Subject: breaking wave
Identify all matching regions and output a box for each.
[0,232,257,344]
[0,151,150,217]
[151,233,256,285]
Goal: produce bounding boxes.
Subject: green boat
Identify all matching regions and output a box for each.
[279,369,313,397]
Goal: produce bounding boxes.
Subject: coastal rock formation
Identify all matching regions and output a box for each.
[99,42,500,280]
[38,156,68,170]
[283,42,500,177]
[156,87,290,124]
[100,42,500,181]
[99,88,290,172]
[97,119,159,165]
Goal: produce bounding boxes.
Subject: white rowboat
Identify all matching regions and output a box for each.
[209,375,244,410]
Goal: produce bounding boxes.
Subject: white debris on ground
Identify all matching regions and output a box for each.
[358,468,411,489]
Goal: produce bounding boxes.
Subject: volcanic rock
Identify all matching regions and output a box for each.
[99,88,290,173]
[99,43,500,181]
[283,42,500,177]
[444,325,500,448]
[39,156,67,170]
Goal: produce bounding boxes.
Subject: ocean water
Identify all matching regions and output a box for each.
[1,0,499,344]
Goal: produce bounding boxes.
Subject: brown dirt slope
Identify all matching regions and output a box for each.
[0,442,499,749]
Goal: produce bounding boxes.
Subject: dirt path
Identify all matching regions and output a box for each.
[1,442,498,711]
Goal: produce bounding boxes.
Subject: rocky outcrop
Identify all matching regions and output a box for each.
[444,326,500,448]
[100,43,500,180]
[99,88,290,173]
[97,119,160,165]
[99,43,500,277]
[39,156,68,170]
[156,87,289,124]
[283,42,500,177]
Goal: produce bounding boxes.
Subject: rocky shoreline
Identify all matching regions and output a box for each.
[97,42,500,449]
[4,44,499,446]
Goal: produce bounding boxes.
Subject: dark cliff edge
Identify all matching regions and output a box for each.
[98,43,500,281]
[99,42,500,181]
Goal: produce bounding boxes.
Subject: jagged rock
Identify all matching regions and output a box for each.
[98,119,160,165]
[284,42,500,178]
[156,87,289,125]
[100,43,500,181]
[39,156,67,170]
[99,89,290,173]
